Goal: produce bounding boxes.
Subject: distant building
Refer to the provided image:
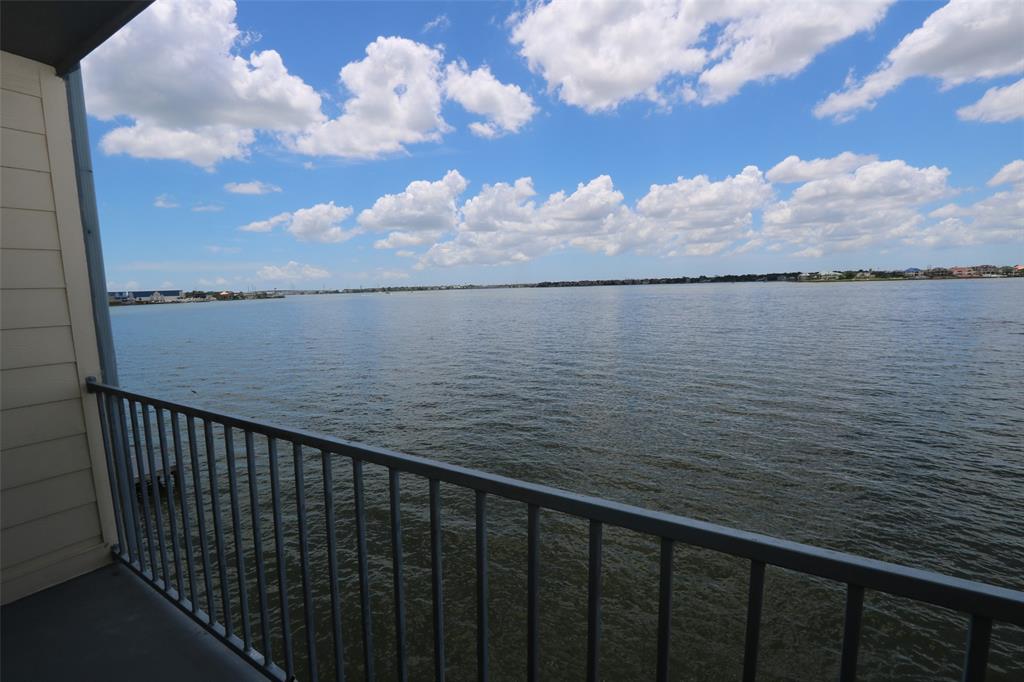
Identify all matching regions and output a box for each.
[950,266,976,278]
[108,289,181,303]
[904,268,923,277]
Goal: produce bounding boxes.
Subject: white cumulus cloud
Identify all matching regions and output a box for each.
[510,0,890,112]
[414,167,772,267]
[766,152,878,183]
[291,37,450,158]
[239,212,291,233]
[257,261,330,281]
[239,202,358,243]
[988,159,1024,187]
[154,194,178,208]
[762,159,951,253]
[957,78,1024,123]
[359,170,468,248]
[444,62,537,137]
[83,0,324,168]
[814,0,1024,121]
[225,180,282,195]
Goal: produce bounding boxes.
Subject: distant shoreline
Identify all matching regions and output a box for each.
[338,269,1020,295]
[109,267,1022,305]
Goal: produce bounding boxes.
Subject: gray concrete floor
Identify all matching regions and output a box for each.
[1,562,265,681]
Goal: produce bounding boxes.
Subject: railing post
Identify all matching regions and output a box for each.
[141,403,170,585]
[840,584,864,682]
[267,438,294,678]
[170,411,199,609]
[742,560,766,682]
[94,390,125,555]
[127,400,157,576]
[204,419,232,634]
[247,432,274,665]
[475,491,489,682]
[430,479,446,682]
[527,504,540,682]
[962,615,992,682]
[186,415,216,622]
[323,450,347,682]
[656,538,674,682]
[155,408,184,599]
[390,469,408,682]
[293,442,319,682]
[352,459,374,681]
[586,520,603,682]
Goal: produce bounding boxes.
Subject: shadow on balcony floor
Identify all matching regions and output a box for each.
[1,562,264,681]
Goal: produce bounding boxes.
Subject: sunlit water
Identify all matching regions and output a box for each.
[111,280,1023,681]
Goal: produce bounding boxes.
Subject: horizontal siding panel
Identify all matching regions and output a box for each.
[0,167,54,211]
[1,540,108,605]
[0,52,43,97]
[0,208,59,250]
[1,128,49,172]
[1,468,96,529]
[1,398,84,450]
[1,326,75,369]
[0,89,44,134]
[1,362,80,409]
[1,503,101,568]
[0,289,69,329]
[1,433,91,490]
[0,249,65,289]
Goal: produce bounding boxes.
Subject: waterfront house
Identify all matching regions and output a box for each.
[1,3,1020,681]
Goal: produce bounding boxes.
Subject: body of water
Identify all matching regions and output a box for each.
[111,280,1023,680]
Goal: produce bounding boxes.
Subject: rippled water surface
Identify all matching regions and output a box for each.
[112,280,1023,681]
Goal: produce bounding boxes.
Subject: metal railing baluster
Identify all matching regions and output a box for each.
[247,431,273,664]
[475,491,489,682]
[323,450,347,682]
[389,469,408,682]
[527,503,540,682]
[225,427,253,650]
[962,615,991,682]
[95,392,126,556]
[187,415,216,621]
[141,403,170,584]
[293,442,319,682]
[106,394,136,561]
[742,560,766,682]
[586,520,603,682]
[267,437,295,677]
[352,459,375,681]
[839,584,864,682]
[128,399,157,575]
[430,478,446,682]
[204,419,233,633]
[116,397,145,566]
[656,538,674,682]
[170,411,199,609]
[155,408,184,598]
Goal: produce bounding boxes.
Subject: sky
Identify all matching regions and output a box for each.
[82,0,1024,291]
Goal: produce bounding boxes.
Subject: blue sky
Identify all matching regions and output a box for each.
[83,0,1023,291]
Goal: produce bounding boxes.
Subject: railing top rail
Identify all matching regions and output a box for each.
[86,379,1024,626]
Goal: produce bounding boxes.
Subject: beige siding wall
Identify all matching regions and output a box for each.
[1,51,116,603]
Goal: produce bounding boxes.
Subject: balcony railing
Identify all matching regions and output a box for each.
[85,379,1023,682]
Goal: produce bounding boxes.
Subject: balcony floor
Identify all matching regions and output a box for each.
[1,562,264,681]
